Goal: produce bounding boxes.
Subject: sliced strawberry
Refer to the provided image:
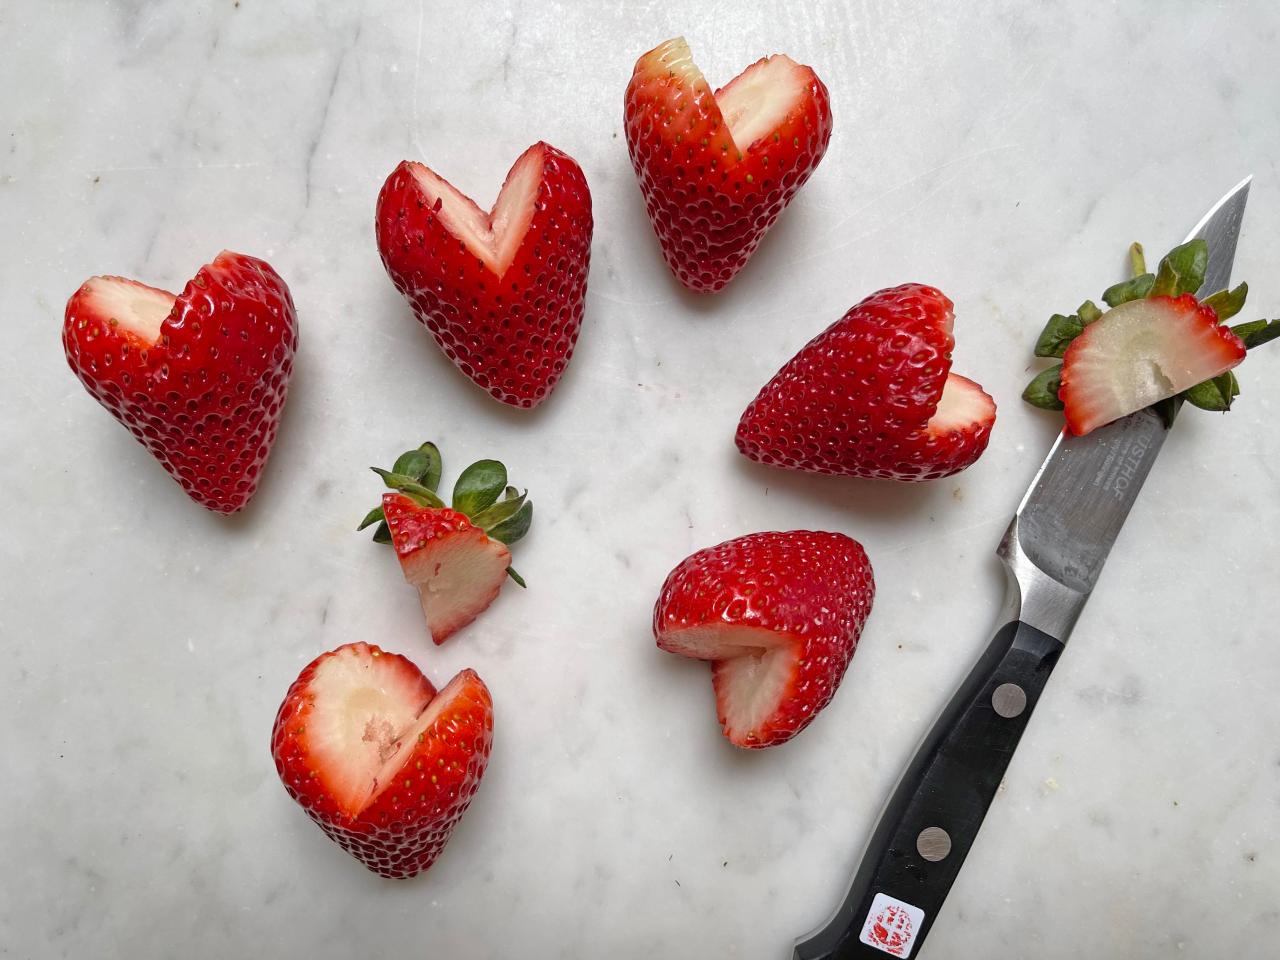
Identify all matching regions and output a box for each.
[1060,295,1246,435]
[63,252,297,513]
[382,494,511,644]
[624,37,832,292]
[654,530,875,748]
[735,284,996,481]
[375,142,593,408]
[271,642,493,879]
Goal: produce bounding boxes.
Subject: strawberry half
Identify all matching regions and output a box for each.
[654,530,875,748]
[375,142,593,408]
[624,37,832,293]
[271,642,493,879]
[1060,296,1245,435]
[736,284,996,481]
[1022,238,1276,435]
[359,442,533,644]
[62,251,297,513]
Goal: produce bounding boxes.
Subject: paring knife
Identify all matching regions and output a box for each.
[793,178,1252,960]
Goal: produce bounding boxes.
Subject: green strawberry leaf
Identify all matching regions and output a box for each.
[1022,365,1064,410]
[1077,300,1103,325]
[1231,317,1280,350]
[488,501,532,545]
[506,566,527,588]
[452,459,507,517]
[1204,282,1249,322]
[371,468,446,508]
[1034,314,1084,358]
[470,491,528,531]
[1102,273,1155,307]
[1152,239,1208,297]
[372,520,392,544]
[503,485,520,501]
[1184,371,1240,412]
[357,505,385,531]
[393,442,443,492]
[1152,396,1180,427]
[1129,241,1147,277]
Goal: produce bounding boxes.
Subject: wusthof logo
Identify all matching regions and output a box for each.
[859,892,926,957]
[1109,432,1152,500]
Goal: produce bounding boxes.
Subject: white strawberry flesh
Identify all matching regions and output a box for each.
[406,144,543,276]
[400,530,511,644]
[80,276,175,344]
[715,53,809,150]
[927,373,996,436]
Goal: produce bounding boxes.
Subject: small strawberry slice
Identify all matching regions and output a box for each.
[375,142,593,408]
[271,642,493,879]
[735,284,996,481]
[62,251,297,513]
[624,37,832,293]
[653,530,875,748]
[1059,295,1245,435]
[358,442,534,644]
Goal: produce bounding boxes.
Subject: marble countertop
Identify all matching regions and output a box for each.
[4,1,1279,957]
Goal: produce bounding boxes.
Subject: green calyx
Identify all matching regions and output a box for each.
[1022,238,1278,417]
[358,441,532,586]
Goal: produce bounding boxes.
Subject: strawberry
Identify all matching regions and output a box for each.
[735,284,996,481]
[375,141,593,408]
[624,37,832,293]
[654,531,875,748]
[271,642,493,879]
[1022,239,1276,435]
[62,251,297,513]
[358,442,533,644]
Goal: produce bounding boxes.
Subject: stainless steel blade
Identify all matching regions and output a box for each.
[999,178,1251,639]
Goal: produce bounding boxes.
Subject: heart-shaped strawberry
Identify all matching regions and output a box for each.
[624,37,832,293]
[375,141,593,409]
[736,284,996,481]
[62,251,298,513]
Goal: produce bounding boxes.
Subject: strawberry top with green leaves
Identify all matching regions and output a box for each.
[375,142,592,409]
[62,251,297,513]
[624,37,832,293]
[735,284,996,481]
[359,442,533,643]
[1022,239,1279,434]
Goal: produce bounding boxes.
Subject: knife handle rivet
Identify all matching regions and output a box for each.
[916,826,952,862]
[992,682,1027,718]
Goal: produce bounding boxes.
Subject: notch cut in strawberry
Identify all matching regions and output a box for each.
[375,142,592,408]
[1023,239,1279,434]
[624,37,832,292]
[271,642,493,879]
[735,284,996,481]
[654,530,875,748]
[358,442,533,644]
[62,251,297,513]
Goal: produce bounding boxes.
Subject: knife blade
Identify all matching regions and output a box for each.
[793,177,1251,960]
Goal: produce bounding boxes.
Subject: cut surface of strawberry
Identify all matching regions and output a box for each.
[624,37,832,292]
[1060,295,1246,435]
[376,141,592,408]
[735,284,996,481]
[654,530,875,748]
[272,642,493,879]
[63,251,298,513]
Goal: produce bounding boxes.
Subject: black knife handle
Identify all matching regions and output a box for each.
[794,620,1064,960]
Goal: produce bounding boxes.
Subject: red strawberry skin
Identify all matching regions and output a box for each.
[375,142,593,409]
[624,39,832,293]
[654,531,875,747]
[271,644,494,880]
[62,251,297,513]
[736,283,994,481]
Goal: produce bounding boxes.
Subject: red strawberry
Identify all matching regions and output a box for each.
[654,531,874,748]
[735,283,996,481]
[624,36,832,293]
[1060,295,1245,435]
[359,443,534,644]
[62,251,297,513]
[271,642,493,879]
[375,142,593,408]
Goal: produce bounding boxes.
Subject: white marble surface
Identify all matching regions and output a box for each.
[3,1,1280,957]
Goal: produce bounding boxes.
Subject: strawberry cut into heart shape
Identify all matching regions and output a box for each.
[375,141,593,408]
[62,251,297,513]
[271,642,494,879]
[736,283,996,481]
[624,37,833,293]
